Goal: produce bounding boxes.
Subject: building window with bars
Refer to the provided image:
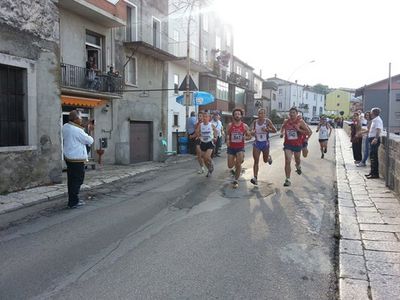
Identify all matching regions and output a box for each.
[0,64,27,147]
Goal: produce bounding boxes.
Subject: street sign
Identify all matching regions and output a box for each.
[178,75,198,91]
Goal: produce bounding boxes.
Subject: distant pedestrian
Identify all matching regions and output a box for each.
[226,108,252,188]
[195,111,218,177]
[280,107,311,187]
[350,112,362,164]
[249,108,276,186]
[62,110,94,208]
[365,108,383,179]
[211,112,223,157]
[186,111,197,155]
[356,111,372,167]
[316,116,332,158]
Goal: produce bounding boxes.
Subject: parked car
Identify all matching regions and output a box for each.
[309,117,320,125]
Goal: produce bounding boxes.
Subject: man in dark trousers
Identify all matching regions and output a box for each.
[186,111,197,155]
[62,110,94,208]
[365,107,383,179]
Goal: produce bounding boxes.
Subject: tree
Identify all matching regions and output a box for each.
[313,83,330,95]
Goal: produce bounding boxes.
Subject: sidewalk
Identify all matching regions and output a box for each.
[0,155,194,229]
[336,129,400,299]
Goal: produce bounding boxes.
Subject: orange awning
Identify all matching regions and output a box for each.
[61,95,105,108]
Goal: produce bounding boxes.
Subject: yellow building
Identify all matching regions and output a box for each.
[325,89,353,117]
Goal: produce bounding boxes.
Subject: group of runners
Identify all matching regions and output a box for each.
[191,107,332,188]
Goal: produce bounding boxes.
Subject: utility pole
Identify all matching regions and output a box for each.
[385,62,392,188]
[185,0,195,119]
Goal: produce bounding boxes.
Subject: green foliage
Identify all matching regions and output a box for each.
[313,83,330,95]
[270,109,285,124]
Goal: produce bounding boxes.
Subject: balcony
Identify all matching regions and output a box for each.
[227,72,250,89]
[60,63,123,97]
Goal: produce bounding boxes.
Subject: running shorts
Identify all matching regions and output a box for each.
[227,147,245,156]
[253,140,270,152]
[283,144,302,153]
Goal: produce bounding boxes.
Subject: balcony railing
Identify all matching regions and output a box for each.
[212,63,250,89]
[60,63,123,95]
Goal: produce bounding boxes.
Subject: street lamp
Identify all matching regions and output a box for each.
[288,60,315,81]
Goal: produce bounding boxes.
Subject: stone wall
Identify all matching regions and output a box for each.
[343,124,400,195]
[0,0,61,194]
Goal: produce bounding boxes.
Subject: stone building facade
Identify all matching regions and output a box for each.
[0,0,61,193]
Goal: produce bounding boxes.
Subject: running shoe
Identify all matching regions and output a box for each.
[295,166,302,175]
[283,178,291,187]
[197,167,205,174]
[250,177,258,185]
[321,153,324,159]
[268,155,273,165]
[209,161,214,173]
[356,162,366,167]
[324,148,327,153]
[232,180,239,189]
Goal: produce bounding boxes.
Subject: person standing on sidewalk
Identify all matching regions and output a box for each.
[211,112,224,157]
[226,108,252,188]
[249,108,277,185]
[186,111,197,155]
[62,110,94,208]
[350,112,363,164]
[316,116,332,159]
[356,111,372,167]
[280,107,310,187]
[365,107,383,179]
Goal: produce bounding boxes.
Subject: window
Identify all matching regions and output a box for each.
[0,64,27,146]
[173,30,179,55]
[278,89,282,95]
[152,17,161,48]
[173,113,179,126]
[337,94,340,98]
[396,93,400,101]
[236,65,241,75]
[216,80,228,100]
[235,87,245,105]
[226,31,231,47]
[216,35,221,51]
[245,71,248,79]
[86,31,103,70]
[273,94,276,101]
[202,14,208,32]
[319,107,323,115]
[173,74,179,94]
[313,106,317,115]
[305,92,308,99]
[125,56,137,85]
[202,47,208,64]
[126,4,137,42]
[279,102,282,109]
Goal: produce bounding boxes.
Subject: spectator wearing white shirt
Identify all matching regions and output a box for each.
[211,112,223,157]
[62,110,94,208]
[366,107,383,179]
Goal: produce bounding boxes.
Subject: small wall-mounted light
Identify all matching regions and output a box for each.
[102,104,110,113]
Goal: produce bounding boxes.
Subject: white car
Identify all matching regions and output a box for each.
[309,117,320,125]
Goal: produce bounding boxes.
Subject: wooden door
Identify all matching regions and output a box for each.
[130,121,152,163]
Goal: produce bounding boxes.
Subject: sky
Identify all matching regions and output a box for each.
[211,0,400,89]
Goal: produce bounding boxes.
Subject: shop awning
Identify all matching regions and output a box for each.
[61,95,104,108]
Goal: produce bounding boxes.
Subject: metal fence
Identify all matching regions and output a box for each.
[60,63,123,94]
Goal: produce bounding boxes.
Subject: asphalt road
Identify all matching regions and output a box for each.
[0,127,338,299]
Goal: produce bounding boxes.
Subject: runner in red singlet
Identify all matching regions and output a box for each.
[226,108,252,188]
[280,107,312,187]
[297,114,312,158]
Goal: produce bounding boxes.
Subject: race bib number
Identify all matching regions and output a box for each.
[232,133,243,142]
[256,133,267,141]
[287,129,298,140]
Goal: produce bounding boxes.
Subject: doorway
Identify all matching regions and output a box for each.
[130,121,152,163]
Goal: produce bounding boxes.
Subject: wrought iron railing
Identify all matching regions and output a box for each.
[60,63,123,94]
